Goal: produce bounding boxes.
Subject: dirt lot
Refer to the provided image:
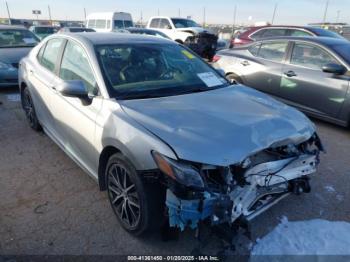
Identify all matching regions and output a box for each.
[1,87,350,257]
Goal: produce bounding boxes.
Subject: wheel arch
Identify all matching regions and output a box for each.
[98,146,122,191]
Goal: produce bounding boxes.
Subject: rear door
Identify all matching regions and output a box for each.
[280,41,349,118]
[27,38,65,136]
[239,40,289,96]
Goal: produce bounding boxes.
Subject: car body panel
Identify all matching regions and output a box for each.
[215,37,350,126]
[120,85,315,166]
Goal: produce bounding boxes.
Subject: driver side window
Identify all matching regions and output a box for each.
[59,40,97,94]
[290,43,339,70]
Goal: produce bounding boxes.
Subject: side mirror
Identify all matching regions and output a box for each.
[57,80,91,103]
[167,25,172,30]
[322,63,347,75]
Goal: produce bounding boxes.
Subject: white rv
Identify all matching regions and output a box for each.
[86,12,133,32]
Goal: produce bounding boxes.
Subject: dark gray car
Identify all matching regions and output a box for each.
[214,36,350,127]
[0,25,39,87]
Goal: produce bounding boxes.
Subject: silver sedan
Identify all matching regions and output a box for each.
[19,33,323,236]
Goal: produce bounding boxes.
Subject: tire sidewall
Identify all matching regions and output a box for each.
[106,153,149,236]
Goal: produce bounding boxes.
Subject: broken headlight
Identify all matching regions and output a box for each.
[151,151,204,189]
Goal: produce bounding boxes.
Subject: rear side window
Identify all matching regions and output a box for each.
[257,42,288,62]
[59,40,97,94]
[150,19,160,28]
[37,44,46,62]
[40,38,65,72]
[262,29,287,38]
[288,29,313,37]
[250,29,266,40]
[248,43,261,56]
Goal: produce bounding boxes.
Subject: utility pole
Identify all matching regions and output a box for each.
[140,11,143,27]
[271,3,278,24]
[322,0,329,24]
[232,5,237,36]
[84,8,87,20]
[336,10,340,23]
[178,8,181,17]
[5,1,11,25]
[203,7,206,28]
[48,5,52,24]
[157,9,160,16]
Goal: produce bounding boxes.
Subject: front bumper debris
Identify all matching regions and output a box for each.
[165,148,319,231]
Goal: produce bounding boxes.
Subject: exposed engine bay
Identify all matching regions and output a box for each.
[163,133,323,231]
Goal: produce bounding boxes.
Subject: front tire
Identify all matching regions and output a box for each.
[106,153,163,236]
[21,87,42,131]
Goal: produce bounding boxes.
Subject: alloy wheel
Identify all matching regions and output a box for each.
[23,91,35,127]
[108,164,141,229]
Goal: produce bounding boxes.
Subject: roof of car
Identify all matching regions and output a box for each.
[254,36,349,46]
[0,25,26,30]
[59,32,174,45]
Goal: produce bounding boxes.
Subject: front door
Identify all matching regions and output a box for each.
[280,41,349,118]
[50,39,103,176]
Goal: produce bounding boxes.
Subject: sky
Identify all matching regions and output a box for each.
[1,0,350,25]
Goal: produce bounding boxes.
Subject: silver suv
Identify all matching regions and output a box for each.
[19,33,323,235]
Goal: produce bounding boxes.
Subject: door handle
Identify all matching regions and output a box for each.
[241,60,250,66]
[284,70,297,77]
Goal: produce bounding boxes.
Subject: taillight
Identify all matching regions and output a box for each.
[234,38,244,44]
[212,55,221,63]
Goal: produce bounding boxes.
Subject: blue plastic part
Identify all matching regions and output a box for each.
[165,189,217,231]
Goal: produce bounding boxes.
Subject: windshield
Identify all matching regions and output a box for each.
[171,19,199,28]
[96,44,229,99]
[114,20,133,29]
[332,43,350,63]
[35,27,55,34]
[311,27,344,39]
[0,29,39,48]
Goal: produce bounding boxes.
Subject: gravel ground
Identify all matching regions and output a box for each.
[0,87,349,258]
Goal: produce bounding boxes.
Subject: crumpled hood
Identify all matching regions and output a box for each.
[0,47,33,64]
[177,27,214,35]
[120,86,315,166]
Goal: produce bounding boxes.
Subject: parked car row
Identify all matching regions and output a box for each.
[17,32,323,236]
[214,36,350,127]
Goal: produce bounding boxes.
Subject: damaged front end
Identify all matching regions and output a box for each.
[153,133,323,231]
[184,32,218,61]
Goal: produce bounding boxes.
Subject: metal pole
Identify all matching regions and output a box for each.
[336,10,340,23]
[322,0,329,24]
[178,8,181,17]
[5,1,11,25]
[271,3,277,24]
[157,9,160,16]
[203,7,206,28]
[48,5,52,24]
[84,8,87,20]
[140,11,143,26]
[232,5,237,36]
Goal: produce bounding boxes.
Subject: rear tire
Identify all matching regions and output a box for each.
[106,153,164,236]
[21,87,42,131]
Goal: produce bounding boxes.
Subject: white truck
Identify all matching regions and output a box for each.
[146,16,218,60]
[86,12,133,32]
